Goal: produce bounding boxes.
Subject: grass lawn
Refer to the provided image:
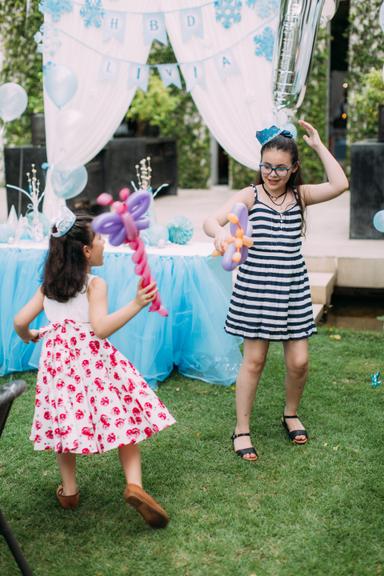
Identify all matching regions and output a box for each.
[0,327,383,576]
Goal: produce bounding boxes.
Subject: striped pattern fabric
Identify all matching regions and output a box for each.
[225,186,316,341]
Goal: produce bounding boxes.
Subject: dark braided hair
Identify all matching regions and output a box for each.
[42,213,95,302]
[255,134,306,234]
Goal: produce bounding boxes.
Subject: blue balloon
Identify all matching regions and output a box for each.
[373,210,384,233]
[43,62,78,108]
[0,82,28,122]
[51,166,88,200]
[143,223,169,248]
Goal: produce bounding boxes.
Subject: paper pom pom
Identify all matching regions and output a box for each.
[167,216,194,245]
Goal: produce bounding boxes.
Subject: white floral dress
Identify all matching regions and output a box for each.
[30,275,176,454]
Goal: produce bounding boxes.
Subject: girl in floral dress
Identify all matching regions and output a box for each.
[14,210,175,528]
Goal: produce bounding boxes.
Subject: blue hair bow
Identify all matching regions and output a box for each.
[256,125,294,146]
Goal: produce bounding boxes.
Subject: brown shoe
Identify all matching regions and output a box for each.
[124,484,169,528]
[56,485,80,510]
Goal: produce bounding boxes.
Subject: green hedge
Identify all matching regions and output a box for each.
[348,0,384,143]
[230,26,330,189]
[0,1,43,144]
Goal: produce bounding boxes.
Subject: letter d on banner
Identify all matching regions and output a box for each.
[180,7,204,42]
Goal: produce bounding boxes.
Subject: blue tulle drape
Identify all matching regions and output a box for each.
[0,245,242,388]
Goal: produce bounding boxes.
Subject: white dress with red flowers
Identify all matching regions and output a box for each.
[30,275,176,454]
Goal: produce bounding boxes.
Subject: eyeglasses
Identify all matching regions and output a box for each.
[259,163,294,177]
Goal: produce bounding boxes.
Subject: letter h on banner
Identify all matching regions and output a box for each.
[103,11,126,43]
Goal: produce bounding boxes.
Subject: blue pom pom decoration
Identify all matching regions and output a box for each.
[167,216,194,245]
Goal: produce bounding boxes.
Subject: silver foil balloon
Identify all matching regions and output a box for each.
[321,0,340,24]
[272,0,327,111]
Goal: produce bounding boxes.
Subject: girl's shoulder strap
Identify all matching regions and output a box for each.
[250,183,258,199]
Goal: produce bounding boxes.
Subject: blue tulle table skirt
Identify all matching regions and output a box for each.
[0,242,242,388]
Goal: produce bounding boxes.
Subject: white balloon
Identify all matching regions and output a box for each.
[0,82,28,122]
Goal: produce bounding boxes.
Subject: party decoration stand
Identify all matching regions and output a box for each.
[135,158,169,248]
[6,165,47,242]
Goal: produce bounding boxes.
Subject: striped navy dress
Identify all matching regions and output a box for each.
[225,185,316,340]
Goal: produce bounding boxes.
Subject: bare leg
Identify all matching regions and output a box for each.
[119,444,142,487]
[282,339,309,441]
[56,453,78,495]
[121,445,169,528]
[234,339,270,459]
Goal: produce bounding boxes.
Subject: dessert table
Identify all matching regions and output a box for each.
[0,241,242,388]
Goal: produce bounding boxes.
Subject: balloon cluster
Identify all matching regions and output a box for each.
[92,188,168,317]
[213,203,253,272]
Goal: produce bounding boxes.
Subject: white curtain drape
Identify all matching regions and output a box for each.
[43,0,278,216]
[163,0,278,169]
[43,0,159,216]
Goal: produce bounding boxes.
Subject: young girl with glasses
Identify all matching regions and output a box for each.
[203,119,348,461]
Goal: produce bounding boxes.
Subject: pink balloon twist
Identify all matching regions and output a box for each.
[130,236,167,316]
[92,188,168,317]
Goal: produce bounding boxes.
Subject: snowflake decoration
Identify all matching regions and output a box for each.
[34,24,61,57]
[247,0,280,19]
[214,0,242,30]
[80,0,105,28]
[39,0,73,22]
[253,26,275,61]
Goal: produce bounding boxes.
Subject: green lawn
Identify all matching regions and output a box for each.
[0,327,383,576]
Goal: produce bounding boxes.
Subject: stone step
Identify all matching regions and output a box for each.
[308,271,336,305]
[312,303,325,323]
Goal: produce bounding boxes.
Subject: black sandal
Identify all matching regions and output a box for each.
[281,415,308,444]
[231,432,258,461]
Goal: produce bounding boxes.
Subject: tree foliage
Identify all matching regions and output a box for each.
[348,0,384,143]
[0,1,43,144]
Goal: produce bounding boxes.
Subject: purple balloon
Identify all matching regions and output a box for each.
[221,202,252,271]
[229,203,248,238]
[126,190,151,220]
[110,226,128,246]
[92,189,151,247]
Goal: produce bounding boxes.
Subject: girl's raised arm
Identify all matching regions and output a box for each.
[298,119,349,206]
[88,276,157,339]
[14,288,44,343]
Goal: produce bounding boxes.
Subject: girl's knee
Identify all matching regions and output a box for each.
[286,356,308,377]
[243,355,267,376]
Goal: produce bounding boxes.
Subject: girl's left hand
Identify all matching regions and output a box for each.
[299,119,322,149]
[22,329,40,344]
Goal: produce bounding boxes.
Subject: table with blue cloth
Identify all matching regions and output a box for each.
[0,241,242,388]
